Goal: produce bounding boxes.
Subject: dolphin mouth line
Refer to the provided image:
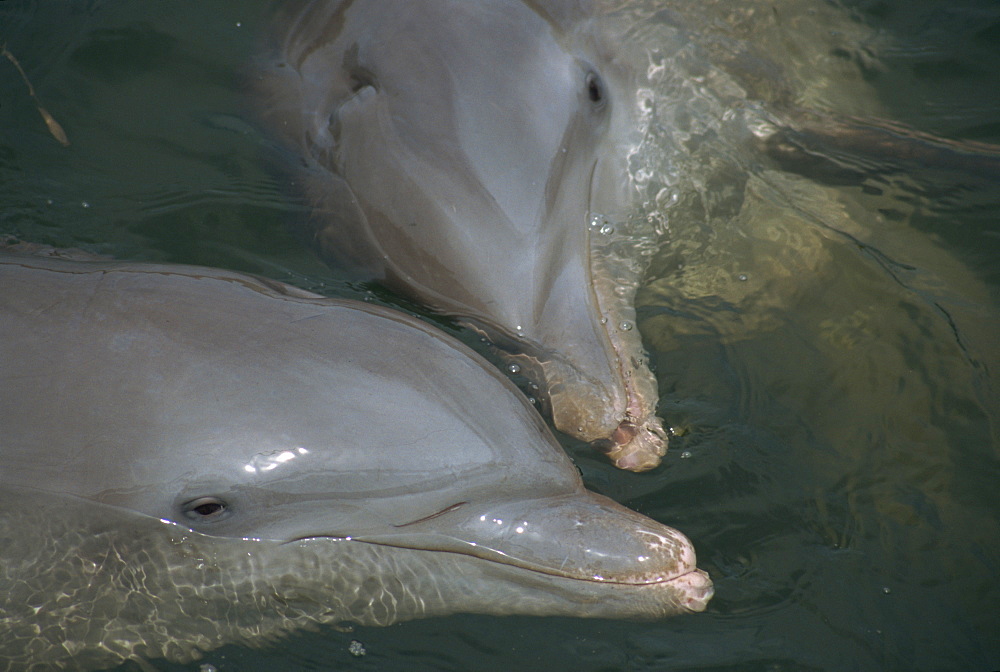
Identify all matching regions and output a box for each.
[585,159,638,434]
[585,157,667,471]
[284,534,699,588]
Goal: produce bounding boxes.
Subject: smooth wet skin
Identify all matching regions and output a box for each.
[259,0,668,470]
[0,253,710,670]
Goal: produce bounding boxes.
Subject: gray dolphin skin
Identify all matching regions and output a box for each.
[259,0,668,471]
[0,253,711,671]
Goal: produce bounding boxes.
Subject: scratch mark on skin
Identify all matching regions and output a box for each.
[291,313,325,323]
[394,502,467,528]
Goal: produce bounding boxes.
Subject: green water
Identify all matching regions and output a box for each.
[2,1,998,671]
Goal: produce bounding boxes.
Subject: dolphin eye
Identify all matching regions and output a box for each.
[585,71,605,105]
[183,496,229,522]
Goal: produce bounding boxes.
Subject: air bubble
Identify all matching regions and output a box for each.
[737,273,748,282]
[680,451,692,459]
[599,222,615,235]
[507,363,521,374]
[619,320,633,331]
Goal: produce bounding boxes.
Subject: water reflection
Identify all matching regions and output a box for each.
[243,447,310,475]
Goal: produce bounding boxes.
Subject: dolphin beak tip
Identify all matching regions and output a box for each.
[674,568,714,613]
[596,418,668,472]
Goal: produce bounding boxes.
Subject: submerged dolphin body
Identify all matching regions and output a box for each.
[259,0,668,470]
[0,253,711,671]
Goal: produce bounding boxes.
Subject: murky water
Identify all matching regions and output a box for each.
[2,1,998,671]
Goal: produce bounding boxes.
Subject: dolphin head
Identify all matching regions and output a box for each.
[261,0,668,470]
[77,270,704,604]
[0,255,711,655]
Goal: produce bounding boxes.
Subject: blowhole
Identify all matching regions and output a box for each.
[586,71,605,105]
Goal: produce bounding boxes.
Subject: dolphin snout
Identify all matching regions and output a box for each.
[513,325,667,472]
[473,493,698,586]
[370,491,705,592]
[671,568,714,613]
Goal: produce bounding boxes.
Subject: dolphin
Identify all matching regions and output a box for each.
[0,253,711,671]
[258,0,668,471]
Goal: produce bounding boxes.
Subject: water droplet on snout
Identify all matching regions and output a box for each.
[589,213,608,229]
[507,363,521,374]
[619,320,633,331]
